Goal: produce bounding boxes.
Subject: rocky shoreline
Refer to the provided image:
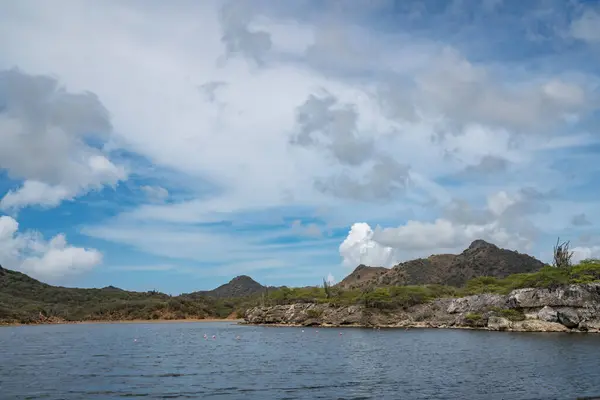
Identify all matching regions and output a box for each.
[243,283,600,333]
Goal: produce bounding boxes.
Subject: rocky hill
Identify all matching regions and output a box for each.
[196,275,268,298]
[341,240,546,289]
[337,265,388,289]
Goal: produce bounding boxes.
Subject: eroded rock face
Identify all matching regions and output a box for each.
[537,306,558,323]
[447,293,508,314]
[508,284,600,308]
[244,284,600,333]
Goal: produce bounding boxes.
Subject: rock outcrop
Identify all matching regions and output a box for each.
[243,283,600,333]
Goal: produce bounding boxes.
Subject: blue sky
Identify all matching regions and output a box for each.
[0,0,599,294]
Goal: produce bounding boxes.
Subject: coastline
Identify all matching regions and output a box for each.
[242,284,600,334]
[0,318,244,327]
[240,321,593,333]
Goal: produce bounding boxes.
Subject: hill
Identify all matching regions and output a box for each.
[195,275,267,298]
[339,240,546,289]
[0,266,264,324]
[338,265,388,289]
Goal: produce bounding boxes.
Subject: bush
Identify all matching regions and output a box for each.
[465,312,482,321]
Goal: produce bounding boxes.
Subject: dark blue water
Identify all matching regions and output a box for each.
[1,322,600,400]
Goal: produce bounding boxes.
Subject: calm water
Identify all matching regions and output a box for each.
[1,322,600,400]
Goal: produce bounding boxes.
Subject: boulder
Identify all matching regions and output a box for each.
[537,306,558,323]
[512,319,569,332]
[579,320,600,332]
[487,316,511,331]
[557,308,580,328]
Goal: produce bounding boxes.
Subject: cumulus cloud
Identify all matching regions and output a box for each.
[339,223,397,267]
[291,93,374,166]
[0,216,102,281]
[290,93,410,201]
[0,69,126,211]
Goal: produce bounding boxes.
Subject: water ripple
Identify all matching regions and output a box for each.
[2,323,600,399]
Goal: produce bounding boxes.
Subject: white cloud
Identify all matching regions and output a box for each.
[339,223,397,267]
[0,181,71,210]
[413,47,591,131]
[0,69,126,211]
[0,216,102,281]
[571,9,600,43]
[0,1,599,282]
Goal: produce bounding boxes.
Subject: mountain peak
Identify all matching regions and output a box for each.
[467,239,496,251]
[230,275,257,283]
[202,275,266,298]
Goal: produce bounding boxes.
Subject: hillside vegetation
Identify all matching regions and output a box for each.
[0,267,262,324]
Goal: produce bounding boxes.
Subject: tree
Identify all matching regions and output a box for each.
[553,237,573,270]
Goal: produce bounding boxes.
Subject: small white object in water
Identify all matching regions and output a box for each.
[212,335,216,339]
[339,332,343,335]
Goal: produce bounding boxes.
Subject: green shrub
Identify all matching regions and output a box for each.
[465,312,482,321]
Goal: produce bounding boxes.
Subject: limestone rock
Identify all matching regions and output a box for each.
[508,284,600,308]
[487,316,511,331]
[537,306,558,323]
[579,320,600,332]
[512,320,569,332]
[447,293,507,314]
[244,283,600,333]
[557,308,580,328]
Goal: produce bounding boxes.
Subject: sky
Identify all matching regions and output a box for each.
[0,0,599,294]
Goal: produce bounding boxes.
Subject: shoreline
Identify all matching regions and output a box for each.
[0,318,244,327]
[241,321,595,333]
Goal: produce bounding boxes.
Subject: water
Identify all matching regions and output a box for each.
[1,322,600,400]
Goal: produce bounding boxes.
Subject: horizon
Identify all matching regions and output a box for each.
[1,0,599,294]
